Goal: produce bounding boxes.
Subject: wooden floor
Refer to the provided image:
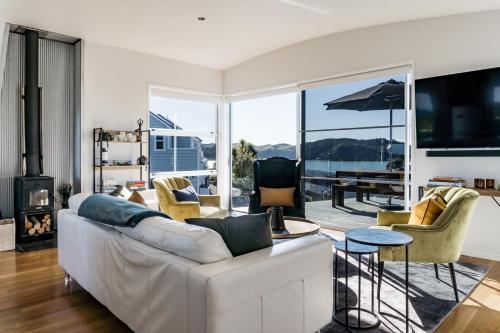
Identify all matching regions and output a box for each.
[0,242,498,332]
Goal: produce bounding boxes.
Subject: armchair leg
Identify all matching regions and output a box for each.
[434,263,439,279]
[448,263,459,302]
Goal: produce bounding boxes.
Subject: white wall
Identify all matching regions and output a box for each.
[224,10,500,260]
[81,42,223,194]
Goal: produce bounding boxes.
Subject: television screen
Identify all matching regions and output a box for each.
[415,67,500,148]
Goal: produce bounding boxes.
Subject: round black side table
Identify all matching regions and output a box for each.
[333,240,379,330]
[345,228,414,333]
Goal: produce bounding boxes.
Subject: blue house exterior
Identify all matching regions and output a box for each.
[149,111,206,173]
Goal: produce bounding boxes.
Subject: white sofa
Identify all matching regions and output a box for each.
[58,203,333,333]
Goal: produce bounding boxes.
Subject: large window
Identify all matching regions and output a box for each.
[302,73,410,229]
[231,92,297,211]
[149,94,218,194]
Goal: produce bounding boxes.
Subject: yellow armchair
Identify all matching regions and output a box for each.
[153,177,226,221]
[373,187,479,302]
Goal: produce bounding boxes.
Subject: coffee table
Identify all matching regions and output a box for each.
[345,228,413,333]
[272,216,320,239]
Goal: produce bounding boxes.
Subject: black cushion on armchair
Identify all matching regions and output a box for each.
[248,157,305,218]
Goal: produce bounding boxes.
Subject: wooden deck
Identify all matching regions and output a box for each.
[306,195,404,230]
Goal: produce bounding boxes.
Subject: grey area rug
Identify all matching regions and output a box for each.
[317,233,489,333]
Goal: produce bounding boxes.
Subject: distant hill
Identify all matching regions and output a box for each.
[304,138,400,161]
[201,142,295,160]
[254,143,296,159]
[202,138,402,161]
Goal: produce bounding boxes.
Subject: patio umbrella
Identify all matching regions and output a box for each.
[323,79,405,171]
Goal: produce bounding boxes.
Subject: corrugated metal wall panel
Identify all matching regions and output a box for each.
[0,33,23,218]
[0,33,75,217]
[39,38,74,208]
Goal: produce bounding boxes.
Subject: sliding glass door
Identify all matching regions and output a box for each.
[230,92,298,212]
[301,72,411,229]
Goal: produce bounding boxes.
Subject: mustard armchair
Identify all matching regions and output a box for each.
[152,177,226,221]
[373,187,479,302]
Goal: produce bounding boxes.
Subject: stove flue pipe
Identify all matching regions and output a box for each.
[24,29,41,177]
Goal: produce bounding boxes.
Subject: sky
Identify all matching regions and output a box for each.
[149,96,217,144]
[232,74,406,145]
[150,74,407,147]
[231,93,298,145]
[149,96,217,132]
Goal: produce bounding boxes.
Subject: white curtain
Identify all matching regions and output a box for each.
[0,22,9,98]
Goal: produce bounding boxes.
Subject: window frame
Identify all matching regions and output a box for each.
[154,135,166,151]
[148,87,220,180]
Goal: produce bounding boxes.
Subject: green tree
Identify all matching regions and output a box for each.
[232,139,257,179]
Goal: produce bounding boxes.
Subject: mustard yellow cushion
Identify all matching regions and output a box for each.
[409,194,447,225]
[259,187,295,207]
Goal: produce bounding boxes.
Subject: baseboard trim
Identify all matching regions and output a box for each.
[461,249,500,261]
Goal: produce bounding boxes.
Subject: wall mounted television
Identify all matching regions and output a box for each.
[415,67,500,149]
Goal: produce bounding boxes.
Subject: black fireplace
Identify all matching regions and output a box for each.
[14,29,56,246]
[14,177,55,243]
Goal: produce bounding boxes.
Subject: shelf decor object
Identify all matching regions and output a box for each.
[93,127,150,193]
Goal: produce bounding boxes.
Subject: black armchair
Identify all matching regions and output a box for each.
[249,157,305,218]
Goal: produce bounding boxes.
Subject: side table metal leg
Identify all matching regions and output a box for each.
[377,252,384,312]
[371,253,375,313]
[358,253,361,329]
[345,239,349,328]
[405,244,409,333]
[334,249,338,311]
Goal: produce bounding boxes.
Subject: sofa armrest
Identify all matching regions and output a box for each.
[171,201,200,206]
[164,201,201,220]
[377,210,411,226]
[391,223,438,232]
[199,195,220,207]
[188,235,333,327]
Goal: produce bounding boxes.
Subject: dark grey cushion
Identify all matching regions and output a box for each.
[186,214,272,256]
[172,185,199,202]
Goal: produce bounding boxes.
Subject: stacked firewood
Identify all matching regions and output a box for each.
[25,214,52,235]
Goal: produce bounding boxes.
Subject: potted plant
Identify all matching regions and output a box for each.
[58,184,72,209]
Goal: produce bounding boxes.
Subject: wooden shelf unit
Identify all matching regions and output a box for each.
[95,165,146,170]
[419,186,500,207]
[93,127,150,193]
[421,186,500,197]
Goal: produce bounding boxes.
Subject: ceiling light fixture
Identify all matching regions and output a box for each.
[197,17,206,21]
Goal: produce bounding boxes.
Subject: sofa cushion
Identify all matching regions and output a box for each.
[116,216,232,264]
[172,185,199,202]
[186,214,273,256]
[259,187,295,207]
[409,193,447,225]
[200,206,227,218]
[138,189,159,210]
[68,193,92,214]
[129,190,146,206]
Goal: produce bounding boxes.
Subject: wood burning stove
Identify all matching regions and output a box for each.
[14,29,56,247]
[14,176,55,243]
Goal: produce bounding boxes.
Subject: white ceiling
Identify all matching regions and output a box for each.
[1,0,500,70]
